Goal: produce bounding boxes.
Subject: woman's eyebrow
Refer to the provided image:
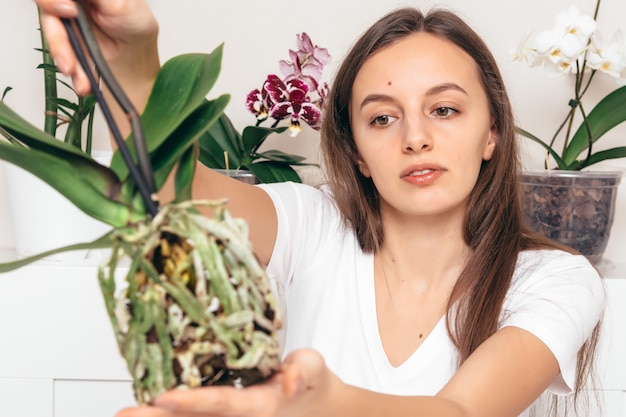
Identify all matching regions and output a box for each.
[359,93,395,109]
[426,82,468,96]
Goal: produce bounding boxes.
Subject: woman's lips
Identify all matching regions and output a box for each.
[402,167,444,185]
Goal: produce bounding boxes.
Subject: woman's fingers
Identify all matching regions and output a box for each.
[36,0,93,94]
[116,405,159,417]
[35,0,78,16]
[34,0,159,96]
[280,348,328,397]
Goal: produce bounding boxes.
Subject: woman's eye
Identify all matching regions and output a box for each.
[370,114,397,126]
[432,107,457,118]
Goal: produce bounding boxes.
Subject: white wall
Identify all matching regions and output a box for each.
[1,0,625,263]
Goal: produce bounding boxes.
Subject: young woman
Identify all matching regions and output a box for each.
[36,2,605,416]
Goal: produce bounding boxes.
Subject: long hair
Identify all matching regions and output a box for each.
[320,6,601,414]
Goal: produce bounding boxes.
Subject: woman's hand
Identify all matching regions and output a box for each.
[115,349,341,417]
[35,0,160,95]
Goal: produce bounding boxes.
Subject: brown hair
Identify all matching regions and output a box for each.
[320,6,600,414]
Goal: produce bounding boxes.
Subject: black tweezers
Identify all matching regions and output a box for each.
[61,3,159,217]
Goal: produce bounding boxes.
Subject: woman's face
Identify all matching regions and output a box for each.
[350,32,497,221]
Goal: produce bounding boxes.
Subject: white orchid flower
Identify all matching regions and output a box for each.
[509,35,544,66]
[558,32,589,61]
[533,28,560,55]
[531,28,581,76]
[528,6,597,78]
[587,30,626,80]
[554,5,597,42]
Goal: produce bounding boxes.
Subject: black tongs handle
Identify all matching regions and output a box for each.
[61,3,158,217]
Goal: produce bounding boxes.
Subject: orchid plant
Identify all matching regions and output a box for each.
[1,6,283,401]
[511,1,626,170]
[198,32,330,183]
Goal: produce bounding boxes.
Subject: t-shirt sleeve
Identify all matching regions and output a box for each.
[499,250,606,395]
[257,182,340,288]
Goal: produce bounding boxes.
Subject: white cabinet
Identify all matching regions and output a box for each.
[0,378,53,417]
[54,380,136,417]
[595,263,626,417]
[0,255,625,416]
[0,257,135,417]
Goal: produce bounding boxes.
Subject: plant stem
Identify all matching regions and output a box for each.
[560,106,576,157]
[86,107,95,156]
[593,0,601,19]
[64,111,82,148]
[575,0,602,165]
[550,106,575,156]
[553,0,599,168]
[38,11,58,138]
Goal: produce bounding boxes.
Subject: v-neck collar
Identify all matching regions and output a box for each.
[357,253,449,374]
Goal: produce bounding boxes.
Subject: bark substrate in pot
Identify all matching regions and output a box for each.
[521,170,622,265]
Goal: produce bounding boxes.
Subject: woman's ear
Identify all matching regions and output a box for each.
[482,122,498,161]
[356,158,371,177]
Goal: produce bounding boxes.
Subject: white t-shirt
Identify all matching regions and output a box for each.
[259,182,606,411]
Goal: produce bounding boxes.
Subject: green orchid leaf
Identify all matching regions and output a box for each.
[197,145,226,169]
[516,127,567,169]
[0,126,22,145]
[0,231,114,273]
[217,113,245,151]
[198,113,244,169]
[197,146,217,168]
[36,63,60,72]
[246,161,301,183]
[0,133,114,195]
[241,125,288,155]
[49,97,79,112]
[57,78,78,93]
[173,144,198,203]
[110,47,224,182]
[0,100,85,157]
[0,101,135,224]
[149,95,230,191]
[574,146,626,170]
[55,107,73,119]
[83,94,97,109]
[256,149,309,164]
[2,86,13,101]
[0,100,124,194]
[0,140,136,226]
[563,85,626,167]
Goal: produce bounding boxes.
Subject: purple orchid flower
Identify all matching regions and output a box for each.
[260,74,322,136]
[245,33,330,137]
[279,32,331,92]
[245,87,272,123]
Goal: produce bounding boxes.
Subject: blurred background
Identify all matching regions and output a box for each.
[1,0,625,263]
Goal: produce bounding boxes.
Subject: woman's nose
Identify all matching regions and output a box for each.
[402,117,433,153]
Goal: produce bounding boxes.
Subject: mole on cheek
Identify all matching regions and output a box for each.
[387,81,392,86]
